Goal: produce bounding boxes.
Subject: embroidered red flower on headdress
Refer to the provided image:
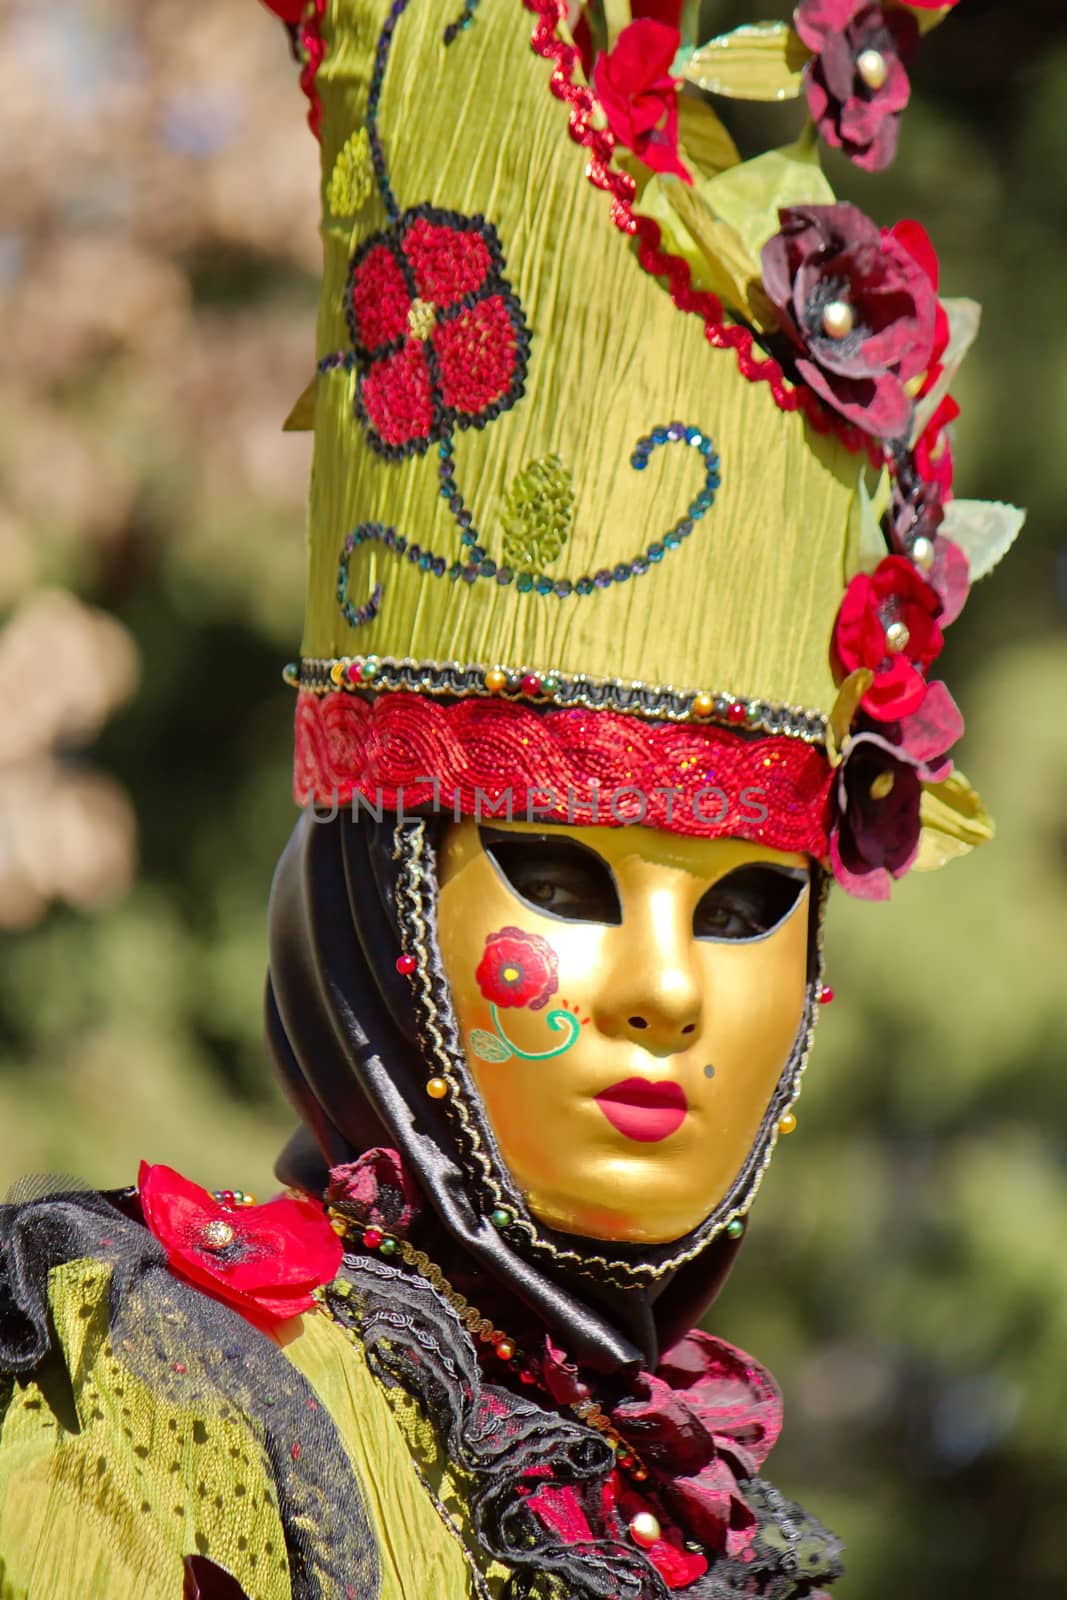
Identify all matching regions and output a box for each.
[593,19,690,181]
[761,203,939,440]
[345,204,529,457]
[833,554,944,719]
[139,1161,342,1324]
[475,926,559,1010]
[795,0,919,172]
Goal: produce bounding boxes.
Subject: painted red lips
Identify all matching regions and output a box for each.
[595,1078,688,1143]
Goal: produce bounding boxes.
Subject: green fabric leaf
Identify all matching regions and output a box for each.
[699,135,835,262]
[939,499,1026,582]
[641,135,832,326]
[676,92,742,179]
[682,23,810,102]
[911,298,981,443]
[468,1028,511,1063]
[844,466,891,581]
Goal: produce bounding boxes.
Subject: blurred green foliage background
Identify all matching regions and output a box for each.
[0,1,1063,1595]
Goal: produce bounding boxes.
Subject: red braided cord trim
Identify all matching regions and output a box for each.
[293,691,833,855]
[524,0,875,458]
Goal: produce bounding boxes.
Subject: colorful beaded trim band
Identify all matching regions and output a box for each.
[285,655,828,744]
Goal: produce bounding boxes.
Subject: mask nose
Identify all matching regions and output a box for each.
[593,887,704,1057]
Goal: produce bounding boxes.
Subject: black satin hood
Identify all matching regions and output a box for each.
[265,808,822,1371]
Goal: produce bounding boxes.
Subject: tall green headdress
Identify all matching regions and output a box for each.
[268,0,1022,899]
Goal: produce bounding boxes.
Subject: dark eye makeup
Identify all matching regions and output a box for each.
[480,828,808,941]
[480,830,623,924]
[692,864,808,942]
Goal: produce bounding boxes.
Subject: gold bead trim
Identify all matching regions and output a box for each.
[285,654,829,745]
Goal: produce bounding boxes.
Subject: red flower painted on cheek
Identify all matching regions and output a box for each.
[475,925,559,1010]
[139,1162,342,1325]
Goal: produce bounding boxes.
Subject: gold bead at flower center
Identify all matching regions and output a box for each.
[857,49,889,91]
[629,1512,662,1549]
[200,1219,236,1251]
[821,299,855,340]
[884,620,911,653]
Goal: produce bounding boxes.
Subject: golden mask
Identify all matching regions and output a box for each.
[436,820,812,1245]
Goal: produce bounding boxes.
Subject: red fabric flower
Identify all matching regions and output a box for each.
[593,19,690,181]
[345,204,529,457]
[914,393,960,495]
[139,1161,342,1324]
[830,680,962,898]
[257,0,307,20]
[761,203,939,440]
[834,554,944,719]
[475,925,559,1010]
[795,0,919,172]
[885,218,949,395]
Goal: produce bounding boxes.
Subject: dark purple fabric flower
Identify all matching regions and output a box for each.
[795,0,919,172]
[761,202,939,439]
[610,1331,782,1553]
[830,680,962,899]
[326,1147,422,1235]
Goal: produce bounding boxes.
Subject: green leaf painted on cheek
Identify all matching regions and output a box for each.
[468,1028,512,1063]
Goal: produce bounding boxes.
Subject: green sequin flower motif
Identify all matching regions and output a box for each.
[499,455,575,571]
[327,128,374,219]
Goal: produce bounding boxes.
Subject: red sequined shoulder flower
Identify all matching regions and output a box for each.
[139,1161,342,1325]
[345,204,530,458]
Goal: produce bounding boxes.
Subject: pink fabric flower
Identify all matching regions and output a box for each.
[593,19,690,180]
[830,681,962,898]
[761,203,939,440]
[139,1161,342,1324]
[795,0,919,172]
[834,554,944,719]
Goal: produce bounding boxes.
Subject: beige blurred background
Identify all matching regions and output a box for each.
[0,1,1065,1595]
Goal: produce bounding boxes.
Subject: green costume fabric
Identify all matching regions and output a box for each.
[0,1191,518,1600]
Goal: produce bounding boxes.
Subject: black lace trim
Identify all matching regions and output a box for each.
[326,1251,843,1599]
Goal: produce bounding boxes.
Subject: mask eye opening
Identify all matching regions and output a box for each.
[693,863,809,944]
[479,827,623,926]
